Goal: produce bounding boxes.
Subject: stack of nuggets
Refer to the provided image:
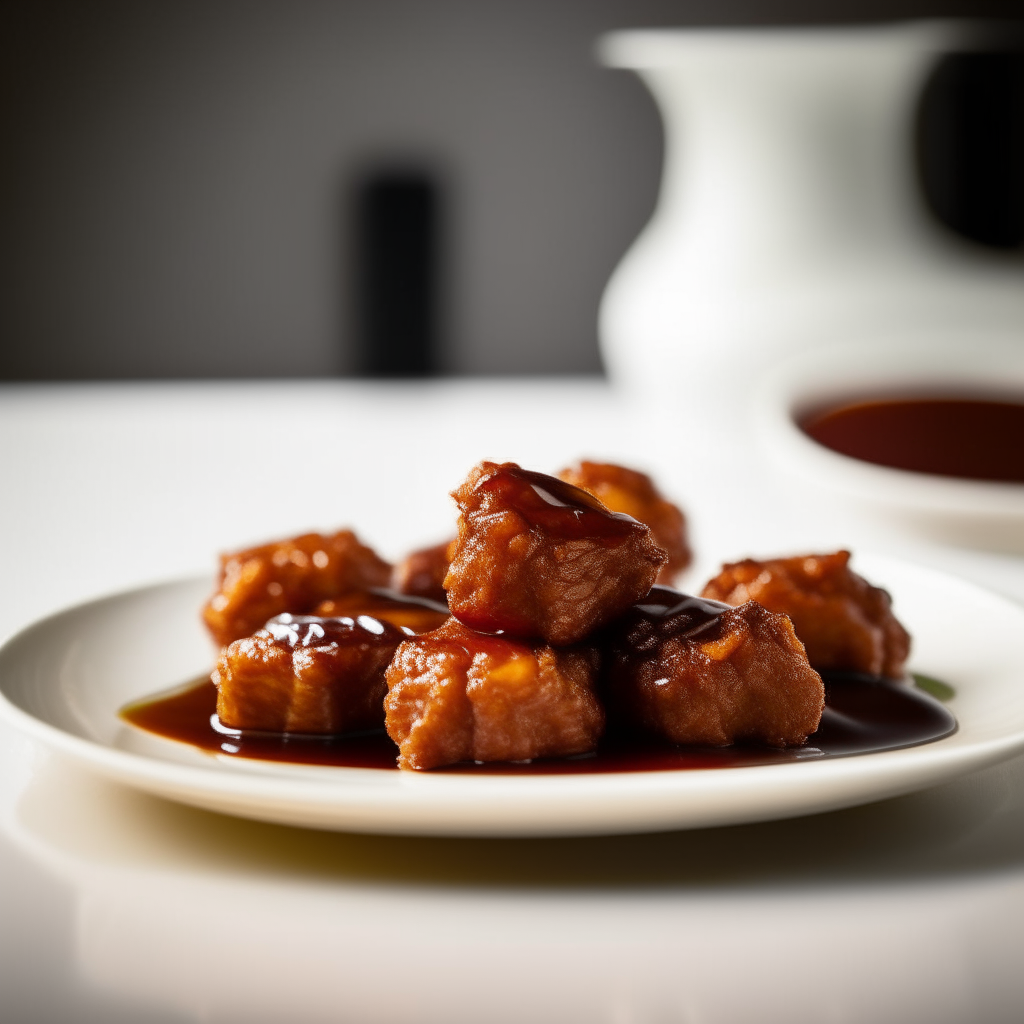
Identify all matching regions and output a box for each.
[391,459,692,603]
[384,461,664,768]
[205,460,908,771]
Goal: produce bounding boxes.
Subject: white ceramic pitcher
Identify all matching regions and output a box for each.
[598,23,1024,403]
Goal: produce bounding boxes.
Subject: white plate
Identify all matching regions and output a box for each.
[2,555,1023,837]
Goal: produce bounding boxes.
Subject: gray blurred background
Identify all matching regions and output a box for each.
[1,0,1021,379]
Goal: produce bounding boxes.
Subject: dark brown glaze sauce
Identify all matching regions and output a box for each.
[474,463,643,541]
[121,672,955,774]
[313,588,449,634]
[617,587,731,638]
[800,397,1024,483]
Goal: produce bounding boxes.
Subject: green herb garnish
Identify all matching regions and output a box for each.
[913,673,955,702]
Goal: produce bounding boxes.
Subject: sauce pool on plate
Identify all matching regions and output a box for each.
[799,397,1024,483]
[120,673,955,774]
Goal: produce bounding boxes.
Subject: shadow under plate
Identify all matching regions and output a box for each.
[12,747,1024,891]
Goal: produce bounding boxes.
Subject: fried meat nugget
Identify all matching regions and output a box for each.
[701,551,910,678]
[214,613,409,733]
[445,461,667,645]
[314,589,449,634]
[384,618,604,770]
[203,530,392,647]
[603,587,824,747]
[391,539,456,604]
[558,461,691,584]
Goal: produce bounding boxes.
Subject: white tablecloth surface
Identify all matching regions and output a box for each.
[3,380,1024,1024]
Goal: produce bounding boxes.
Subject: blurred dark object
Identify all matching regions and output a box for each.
[919,49,1024,249]
[356,172,439,377]
[2,3,1024,382]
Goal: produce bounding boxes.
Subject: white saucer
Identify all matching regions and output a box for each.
[754,335,1024,553]
[2,555,1023,837]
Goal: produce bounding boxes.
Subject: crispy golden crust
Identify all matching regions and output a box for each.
[445,461,666,645]
[603,591,824,747]
[202,530,391,647]
[384,618,604,770]
[701,551,911,678]
[213,614,407,733]
[559,460,691,584]
[391,539,456,604]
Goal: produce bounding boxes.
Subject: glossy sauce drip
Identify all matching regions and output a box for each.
[800,397,1024,483]
[474,463,642,541]
[121,672,955,773]
[428,617,553,661]
[313,588,449,633]
[263,612,409,647]
[628,586,729,636]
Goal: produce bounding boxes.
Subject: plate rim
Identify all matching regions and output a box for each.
[2,560,1024,836]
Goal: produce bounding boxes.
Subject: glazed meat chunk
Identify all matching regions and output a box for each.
[701,551,910,678]
[203,530,392,647]
[392,539,455,604]
[214,613,410,733]
[314,589,450,634]
[603,587,825,747]
[445,461,667,645]
[384,618,604,770]
[558,461,691,584]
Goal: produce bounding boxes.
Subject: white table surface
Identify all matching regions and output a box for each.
[3,379,1024,1024]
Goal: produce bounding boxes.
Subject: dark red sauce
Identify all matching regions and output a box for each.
[121,672,955,773]
[474,463,642,541]
[800,397,1024,483]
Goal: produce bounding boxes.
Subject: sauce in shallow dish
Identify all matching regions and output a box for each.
[800,397,1024,483]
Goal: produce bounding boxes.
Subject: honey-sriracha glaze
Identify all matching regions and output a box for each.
[121,673,955,773]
